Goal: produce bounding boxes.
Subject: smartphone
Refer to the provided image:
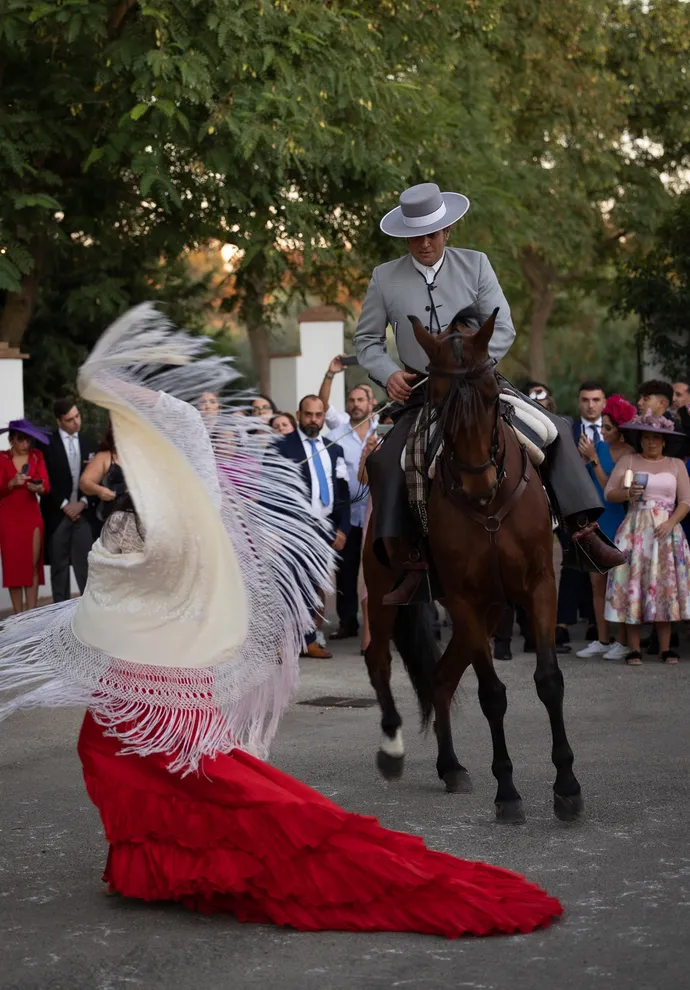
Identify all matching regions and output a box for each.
[633,472,649,490]
[376,423,394,437]
[340,355,359,367]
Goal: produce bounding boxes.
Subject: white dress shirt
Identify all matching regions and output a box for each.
[59,428,87,507]
[297,428,336,521]
[580,417,603,442]
[411,249,446,285]
[326,419,377,528]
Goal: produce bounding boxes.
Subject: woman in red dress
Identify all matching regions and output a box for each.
[0,419,51,613]
[0,307,562,938]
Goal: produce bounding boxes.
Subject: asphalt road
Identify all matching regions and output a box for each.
[1,627,688,990]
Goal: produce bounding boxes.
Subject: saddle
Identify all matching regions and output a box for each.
[403,392,558,503]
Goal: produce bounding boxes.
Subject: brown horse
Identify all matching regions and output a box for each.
[362,308,583,823]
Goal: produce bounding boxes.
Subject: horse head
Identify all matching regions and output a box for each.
[407,307,503,502]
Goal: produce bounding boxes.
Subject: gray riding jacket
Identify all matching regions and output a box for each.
[354,248,516,386]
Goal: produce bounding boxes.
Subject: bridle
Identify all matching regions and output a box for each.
[427,351,532,608]
[428,357,506,501]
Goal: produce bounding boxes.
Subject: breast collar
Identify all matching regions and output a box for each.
[413,254,447,335]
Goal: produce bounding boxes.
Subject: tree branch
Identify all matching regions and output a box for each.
[109,0,137,38]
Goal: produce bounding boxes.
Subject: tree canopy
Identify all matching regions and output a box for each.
[2,0,690,409]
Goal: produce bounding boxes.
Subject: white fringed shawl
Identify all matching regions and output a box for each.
[0,304,333,772]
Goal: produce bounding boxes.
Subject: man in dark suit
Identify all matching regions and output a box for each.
[40,398,97,602]
[277,394,351,659]
[553,381,606,651]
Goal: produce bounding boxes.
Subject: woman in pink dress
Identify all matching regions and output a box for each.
[604,413,690,665]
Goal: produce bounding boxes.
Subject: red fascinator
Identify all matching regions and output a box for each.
[603,394,636,427]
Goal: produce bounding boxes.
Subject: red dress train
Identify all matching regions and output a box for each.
[78,713,561,937]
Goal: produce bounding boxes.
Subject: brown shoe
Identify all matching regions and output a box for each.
[571,522,627,572]
[382,561,431,606]
[301,642,333,659]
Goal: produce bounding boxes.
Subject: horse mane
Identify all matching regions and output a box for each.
[450,306,481,331]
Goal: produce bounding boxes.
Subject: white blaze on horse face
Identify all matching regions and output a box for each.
[380,728,405,757]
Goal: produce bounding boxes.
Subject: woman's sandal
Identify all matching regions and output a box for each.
[661,650,679,665]
[625,651,643,666]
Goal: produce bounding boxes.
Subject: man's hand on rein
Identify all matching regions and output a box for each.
[386,371,416,403]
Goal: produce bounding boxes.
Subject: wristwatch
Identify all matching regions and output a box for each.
[325,372,334,380]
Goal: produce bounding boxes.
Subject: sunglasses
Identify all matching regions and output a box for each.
[529,389,548,401]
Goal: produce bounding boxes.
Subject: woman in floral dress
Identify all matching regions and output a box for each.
[604,413,690,665]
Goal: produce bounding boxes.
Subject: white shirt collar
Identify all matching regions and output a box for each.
[581,417,603,430]
[411,250,446,285]
[59,428,79,442]
[298,428,322,446]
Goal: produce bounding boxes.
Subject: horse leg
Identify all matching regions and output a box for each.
[474,643,525,824]
[522,577,583,822]
[431,631,472,793]
[363,535,405,780]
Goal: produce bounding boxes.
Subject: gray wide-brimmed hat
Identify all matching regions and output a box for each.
[380,182,470,238]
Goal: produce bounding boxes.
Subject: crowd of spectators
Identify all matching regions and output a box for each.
[3,360,690,668]
[496,375,690,666]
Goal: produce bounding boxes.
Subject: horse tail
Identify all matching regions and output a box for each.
[392,602,440,729]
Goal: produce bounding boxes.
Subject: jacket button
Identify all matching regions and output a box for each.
[425,306,431,312]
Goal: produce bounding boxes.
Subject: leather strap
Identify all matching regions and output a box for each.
[442,440,531,606]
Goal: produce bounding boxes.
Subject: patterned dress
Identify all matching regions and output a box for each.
[605,455,690,624]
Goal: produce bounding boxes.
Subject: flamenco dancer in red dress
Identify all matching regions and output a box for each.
[0,306,561,937]
[0,420,51,613]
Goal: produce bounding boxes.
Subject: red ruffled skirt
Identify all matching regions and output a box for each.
[78,712,562,937]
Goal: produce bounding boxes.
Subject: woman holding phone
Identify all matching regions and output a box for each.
[0,420,51,613]
[604,413,690,664]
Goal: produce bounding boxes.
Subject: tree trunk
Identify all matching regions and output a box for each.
[0,240,45,348]
[247,320,271,395]
[237,253,271,394]
[527,287,556,383]
[519,247,557,383]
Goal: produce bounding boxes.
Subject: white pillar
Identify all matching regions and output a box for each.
[269,306,345,416]
[0,345,29,610]
[0,344,26,450]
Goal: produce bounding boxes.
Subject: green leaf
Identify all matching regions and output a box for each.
[82,146,105,172]
[12,193,63,211]
[130,103,150,121]
[155,99,176,118]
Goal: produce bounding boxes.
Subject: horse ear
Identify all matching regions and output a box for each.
[408,315,439,358]
[473,307,499,357]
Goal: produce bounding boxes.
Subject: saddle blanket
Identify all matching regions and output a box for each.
[403,392,558,508]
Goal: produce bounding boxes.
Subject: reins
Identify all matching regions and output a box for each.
[431,354,532,607]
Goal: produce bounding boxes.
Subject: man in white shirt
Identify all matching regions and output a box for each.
[40,398,96,602]
[574,381,606,448]
[276,395,351,658]
[319,363,378,638]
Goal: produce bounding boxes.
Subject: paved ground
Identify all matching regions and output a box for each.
[1,625,689,990]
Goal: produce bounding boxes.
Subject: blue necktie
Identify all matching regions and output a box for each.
[590,424,601,444]
[308,439,330,507]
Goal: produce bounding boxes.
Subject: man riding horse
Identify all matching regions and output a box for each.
[355,182,626,606]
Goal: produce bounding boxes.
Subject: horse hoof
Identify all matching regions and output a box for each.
[376,751,405,781]
[495,800,526,824]
[554,792,584,822]
[442,769,473,794]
